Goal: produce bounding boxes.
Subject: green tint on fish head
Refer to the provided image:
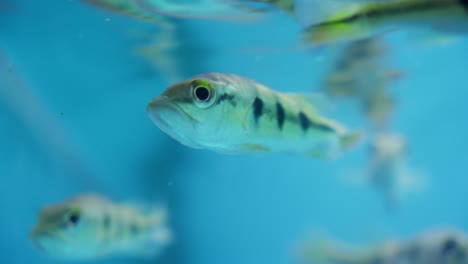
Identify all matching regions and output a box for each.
[29,203,99,259]
[147,75,241,150]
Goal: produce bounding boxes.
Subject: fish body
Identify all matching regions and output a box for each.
[30,194,171,260]
[147,73,360,159]
[300,0,468,45]
[300,229,468,264]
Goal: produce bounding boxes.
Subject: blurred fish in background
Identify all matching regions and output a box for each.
[133,0,268,21]
[81,0,168,23]
[298,228,468,264]
[80,0,271,85]
[0,49,115,263]
[244,0,295,16]
[30,193,171,260]
[296,0,468,46]
[80,0,187,85]
[318,35,427,210]
[345,133,426,211]
[322,37,404,130]
[0,2,197,263]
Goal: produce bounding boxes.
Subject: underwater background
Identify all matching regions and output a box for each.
[1,0,468,264]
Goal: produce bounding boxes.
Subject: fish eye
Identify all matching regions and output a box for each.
[65,209,81,227]
[194,86,211,102]
[441,238,459,256]
[191,80,216,109]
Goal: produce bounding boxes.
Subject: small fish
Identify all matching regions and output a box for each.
[80,0,166,24]
[366,133,425,209]
[134,0,267,21]
[297,0,468,45]
[361,86,396,129]
[243,0,296,16]
[147,73,361,159]
[342,133,426,211]
[299,228,468,264]
[30,194,171,260]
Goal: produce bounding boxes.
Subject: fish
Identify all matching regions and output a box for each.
[29,194,171,260]
[242,0,296,16]
[321,37,405,129]
[343,132,429,210]
[299,228,468,264]
[133,0,267,21]
[147,73,361,159]
[80,0,166,24]
[297,0,468,45]
[346,133,426,210]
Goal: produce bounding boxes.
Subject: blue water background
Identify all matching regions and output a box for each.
[1,1,468,264]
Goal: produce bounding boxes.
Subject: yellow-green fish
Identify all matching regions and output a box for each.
[299,0,468,45]
[147,73,361,159]
[29,194,171,260]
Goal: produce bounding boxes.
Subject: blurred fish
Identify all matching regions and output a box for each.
[81,0,166,23]
[147,73,361,159]
[323,38,389,99]
[134,0,267,21]
[30,194,171,260]
[361,85,397,129]
[344,133,426,210]
[81,0,192,86]
[322,37,405,129]
[299,228,468,264]
[296,0,468,46]
[133,21,187,84]
[243,0,295,16]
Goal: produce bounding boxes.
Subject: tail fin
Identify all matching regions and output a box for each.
[148,206,172,246]
[120,203,173,258]
[340,131,364,150]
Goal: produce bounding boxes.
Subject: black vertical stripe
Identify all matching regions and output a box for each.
[276,102,285,130]
[298,111,335,133]
[252,97,263,123]
[298,112,310,131]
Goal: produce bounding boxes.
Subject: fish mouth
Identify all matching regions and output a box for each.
[147,96,195,125]
[29,229,62,251]
[146,96,202,149]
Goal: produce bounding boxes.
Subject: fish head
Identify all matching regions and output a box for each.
[147,74,243,150]
[29,201,99,259]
